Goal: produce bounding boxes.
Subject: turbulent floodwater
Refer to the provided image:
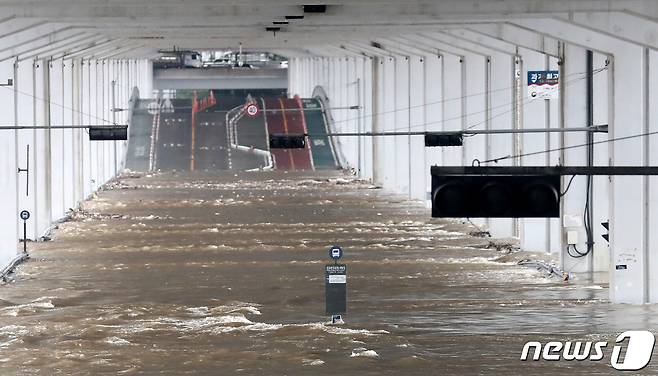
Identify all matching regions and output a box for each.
[1,171,657,375]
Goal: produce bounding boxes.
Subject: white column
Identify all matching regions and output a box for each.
[48,59,65,221]
[90,60,101,192]
[62,59,74,211]
[393,55,409,194]
[608,45,648,303]
[649,49,658,302]
[81,59,93,198]
[408,55,426,201]
[519,48,557,253]
[0,60,18,265]
[381,57,397,189]
[33,59,51,238]
[372,57,385,186]
[486,53,516,238]
[441,54,463,166]
[423,54,443,207]
[16,60,35,238]
[361,57,374,181]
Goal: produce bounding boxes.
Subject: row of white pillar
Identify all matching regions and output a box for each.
[0,58,152,269]
[287,31,658,303]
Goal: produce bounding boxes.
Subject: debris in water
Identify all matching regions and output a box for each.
[517,259,570,281]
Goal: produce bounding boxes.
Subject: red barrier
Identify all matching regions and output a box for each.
[262,97,314,170]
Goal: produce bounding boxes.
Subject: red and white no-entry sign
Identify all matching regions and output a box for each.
[245,103,259,117]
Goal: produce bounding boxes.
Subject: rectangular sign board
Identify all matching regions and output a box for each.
[89,126,128,141]
[325,264,347,315]
[527,70,559,99]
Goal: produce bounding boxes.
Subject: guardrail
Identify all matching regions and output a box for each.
[225,102,274,170]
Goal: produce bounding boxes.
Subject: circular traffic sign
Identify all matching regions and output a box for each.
[19,210,30,221]
[245,103,259,117]
[329,245,343,260]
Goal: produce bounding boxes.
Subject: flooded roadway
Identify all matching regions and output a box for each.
[1,171,657,375]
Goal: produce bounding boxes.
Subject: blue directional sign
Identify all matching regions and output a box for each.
[329,245,343,260]
[527,70,559,99]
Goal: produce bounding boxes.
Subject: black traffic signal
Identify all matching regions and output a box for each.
[425,132,463,147]
[269,134,306,149]
[431,174,560,218]
[303,4,327,13]
[89,126,128,141]
[601,221,609,242]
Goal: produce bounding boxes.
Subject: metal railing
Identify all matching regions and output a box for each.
[225,102,274,170]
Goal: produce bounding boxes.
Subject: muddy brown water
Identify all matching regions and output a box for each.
[1,171,657,375]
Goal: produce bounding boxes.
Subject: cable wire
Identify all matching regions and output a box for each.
[567,244,589,258]
[323,65,607,130]
[398,65,607,133]
[479,126,658,165]
[581,172,593,258]
[559,174,577,197]
[0,59,145,126]
[0,62,607,137]
[0,83,115,125]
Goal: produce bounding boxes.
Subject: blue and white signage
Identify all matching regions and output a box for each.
[329,245,343,260]
[527,70,559,99]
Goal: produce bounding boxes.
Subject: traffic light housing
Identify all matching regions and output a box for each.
[89,126,128,141]
[269,134,306,149]
[425,132,463,147]
[431,174,560,218]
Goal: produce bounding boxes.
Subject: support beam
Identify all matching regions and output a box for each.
[16,34,103,62]
[64,39,126,60]
[0,25,80,55]
[94,45,147,60]
[431,166,658,176]
[466,23,560,57]
[54,38,114,60]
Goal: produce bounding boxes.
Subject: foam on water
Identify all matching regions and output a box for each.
[315,324,389,336]
[0,324,47,350]
[549,284,605,290]
[438,257,516,265]
[377,257,513,266]
[109,306,389,339]
[210,322,284,334]
[302,359,326,366]
[104,336,131,345]
[350,348,380,358]
[210,303,262,316]
[116,314,255,335]
[0,297,55,317]
[186,307,210,316]
[130,214,173,220]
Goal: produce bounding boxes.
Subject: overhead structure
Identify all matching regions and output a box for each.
[1,1,658,303]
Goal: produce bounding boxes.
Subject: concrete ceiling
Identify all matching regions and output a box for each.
[2,1,658,59]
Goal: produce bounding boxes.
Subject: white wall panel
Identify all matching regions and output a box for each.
[0,60,18,267]
[16,61,35,239]
[0,52,151,273]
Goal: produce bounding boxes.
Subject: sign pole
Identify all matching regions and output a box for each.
[19,210,30,254]
[325,245,346,324]
[22,221,26,254]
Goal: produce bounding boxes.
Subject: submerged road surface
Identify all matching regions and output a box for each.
[1,171,657,375]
